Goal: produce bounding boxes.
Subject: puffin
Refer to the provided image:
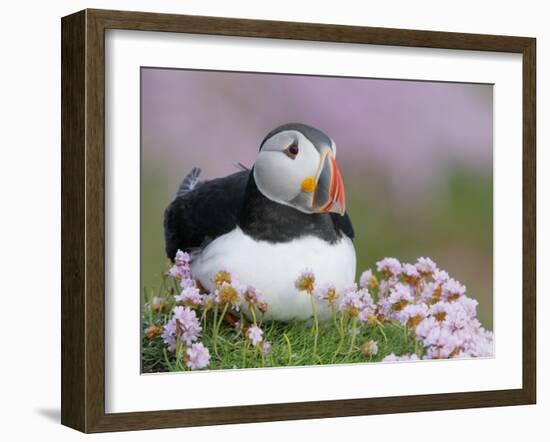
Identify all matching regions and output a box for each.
[164,123,356,321]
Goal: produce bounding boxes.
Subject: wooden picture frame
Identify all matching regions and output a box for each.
[61,8,536,433]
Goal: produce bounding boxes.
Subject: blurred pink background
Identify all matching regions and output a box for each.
[142,69,492,191]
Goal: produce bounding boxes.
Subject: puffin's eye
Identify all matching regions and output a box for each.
[284,142,299,159]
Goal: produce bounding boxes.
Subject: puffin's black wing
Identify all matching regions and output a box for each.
[331,212,355,240]
[164,169,250,260]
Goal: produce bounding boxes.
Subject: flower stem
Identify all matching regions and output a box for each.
[214,303,229,360]
[157,274,166,298]
[242,340,248,368]
[283,332,292,365]
[332,315,346,362]
[213,304,229,357]
[375,319,388,343]
[213,304,219,355]
[348,317,358,355]
[175,338,184,370]
[216,303,229,337]
[249,305,258,325]
[145,287,153,323]
[201,309,207,335]
[163,348,174,371]
[310,294,319,357]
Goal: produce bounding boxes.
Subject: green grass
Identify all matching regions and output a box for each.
[141,276,418,373]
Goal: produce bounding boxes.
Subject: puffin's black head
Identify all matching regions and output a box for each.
[253,123,346,215]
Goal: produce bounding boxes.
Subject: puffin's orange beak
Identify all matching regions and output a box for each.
[325,154,346,215]
[310,150,346,215]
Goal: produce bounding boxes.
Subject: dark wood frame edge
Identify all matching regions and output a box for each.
[61,8,536,433]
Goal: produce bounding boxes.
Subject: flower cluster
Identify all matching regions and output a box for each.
[169,250,191,280]
[156,251,272,370]
[364,256,492,360]
[161,306,201,350]
[339,286,374,320]
[293,256,493,362]
[163,250,212,369]
[146,250,492,371]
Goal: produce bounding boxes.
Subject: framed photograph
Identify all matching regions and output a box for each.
[61,9,536,433]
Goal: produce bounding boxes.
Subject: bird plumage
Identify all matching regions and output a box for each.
[174,167,202,199]
[163,123,357,321]
[164,169,354,261]
[164,170,247,260]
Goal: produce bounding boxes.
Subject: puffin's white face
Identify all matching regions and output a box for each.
[254,129,346,215]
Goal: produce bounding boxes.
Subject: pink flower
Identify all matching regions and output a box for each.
[356,290,375,323]
[162,306,202,350]
[428,302,449,322]
[247,325,263,346]
[419,282,438,303]
[359,269,378,290]
[444,302,472,332]
[175,249,191,266]
[434,269,450,284]
[402,263,420,284]
[186,342,210,370]
[295,269,316,294]
[174,285,202,308]
[161,320,178,351]
[442,278,466,301]
[445,318,493,359]
[382,353,419,362]
[358,306,375,324]
[387,283,414,312]
[361,340,379,357]
[378,277,398,297]
[169,249,191,279]
[415,257,437,276]
[463,329,493,357]
[376,296,392,320]
[243,285,268,313]
[316,284,340,307]
[169,263,190,280]
[419,324,462,359]
[456,296,479,318]
[376,257,402,278]
[339,286,365,317]
[261,341,272,354]
[150,296,166,313]
[397,303,428,328]
[180,277,196,288]
[202,292,216,310]
[213,269,238,288]
[215,282,242,309]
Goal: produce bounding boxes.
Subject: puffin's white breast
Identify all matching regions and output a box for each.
[191,227,356,321]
